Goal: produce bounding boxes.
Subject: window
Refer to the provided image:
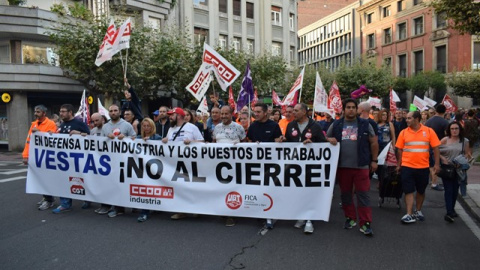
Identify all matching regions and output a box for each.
[436,12,447,28]
[22,44,59,66]
[366,13,373,24]
[397,0,404,12]
[90,0,109,19]
[148,17,161,30]
[398,54,407,77]
[194,0,208,6]
[271,6,282,26]
[384,28,392,44]
[247,39,254,54]
[473,42,480,69]
[413,17,423,35]
[414,50,423,74]
[289,13,295,31]
[436,45,447,73]
[384,57,392,66]
[397,22,407,40]
[272,42,282,56]
[383,6,391,18]
[194,27,208,45]
[219,0,227,13]
[233,0,241,16]
[413,0,423,5]
[232,37,241,52]
[290,46,295,62]
[219,35,227,50]
[246,2,254,19]
[0,43,10,63]
[367,33,375,49]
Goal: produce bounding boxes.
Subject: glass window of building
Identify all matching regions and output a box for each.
[413,0,423,5]
[233,37,241,52]
[397,22,407,40]
[413,17,423,35]
[384,57,392,66]
[383,6,391,17]
[272,42,282,56]
[473,42,480,69]
[436,12,447,28]
[148,17,161,30]
[194,27,208,45]
[247,39,254,55]
[384,28,392,44]
[233,0,241,16]
[219,35,227,50]
[271,6,282,26]
[398,54,407,77]
[219,0,227,13]
[366,13,373,24]
[367,34,375,49]
[397,0,404,12]
[194,0,208,6]
[246,2,254,19]
[289,13,295,31]
[0,43,10,63]
[436,45,447,73]
[414,50,423,74]
[22,44,59,66]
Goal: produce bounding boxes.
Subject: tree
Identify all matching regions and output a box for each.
[430,0,480,36]
[408,71,446,100]
[447,70,480,97]
[297,64,335,104]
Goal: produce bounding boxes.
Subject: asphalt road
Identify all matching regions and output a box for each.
[1,161,480,270]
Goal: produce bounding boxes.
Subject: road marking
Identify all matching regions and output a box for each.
[0,176,26,183]
[456,203,480,241]
[0,168,28,175]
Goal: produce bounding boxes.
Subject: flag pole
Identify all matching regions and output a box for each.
[124,49,128,79]
[119,50,126,82]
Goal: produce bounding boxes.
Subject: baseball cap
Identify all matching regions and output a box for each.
[167,107,185,116]
[152,110,159,116]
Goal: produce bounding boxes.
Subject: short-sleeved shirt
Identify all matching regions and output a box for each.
[425,115,449,140]
[396,124,441,169]
[90,126,103,136]
[166,122,204,142]
[213,122,246,143]
[58,119,90,134]
[247,119,282,142]
[100,118,136,137]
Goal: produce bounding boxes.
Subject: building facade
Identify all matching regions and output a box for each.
[297,0,358,29]
[298,1,362,71]
[167,0,298,64]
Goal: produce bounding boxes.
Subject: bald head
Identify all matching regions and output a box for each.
[357,101,371,118]
[91,113,104,128]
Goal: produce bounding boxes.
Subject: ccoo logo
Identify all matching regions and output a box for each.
[225,191,242,210]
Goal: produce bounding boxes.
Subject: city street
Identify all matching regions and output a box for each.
[1,160,480,269]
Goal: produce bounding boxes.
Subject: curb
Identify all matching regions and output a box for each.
[458,194,480,224]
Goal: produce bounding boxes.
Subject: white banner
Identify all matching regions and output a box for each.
[413,95,428,111]
[95,19,117,67]
[185,62,214,101]
[423,96,437,107]
[282,67,305,106]
[112,17,131,54]
[203,43,241,91]
[97,98,111,121]
[313,72,328,112]
[391,89,401,102]
[367,96,382,109]
[27,133,340,221]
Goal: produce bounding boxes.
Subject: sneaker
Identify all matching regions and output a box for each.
[266,219,274,229]
[344,218,357,229]
[137,214,148,222]
[294,220,306,229]
[304,221,314,234]
[401,214,416,224]
[225,217,236,227]
[38,201,54,211]
[359,222,373,236]
[171,213,187,220]
[81,201,91,209]
[413,210,425,221]
[52,205,71,214]
[431,185,444,191]
[97,207,109,215]
[108,210,124,218]
[37,198,46,205]
[444,215,454,223]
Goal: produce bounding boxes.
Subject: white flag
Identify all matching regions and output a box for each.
[196,96,209,115]
[185,62,214,101]
[413,95,428,111]
[112,18,131,54]
[391,89,401,102]
[367,96,382,109]
[95,19,117,67]
[74,90,90,125]
[97,98,111,121]
[203,43,241,91]
[282,67,305,106]
[313,72,328,112]
[423,96,437,107]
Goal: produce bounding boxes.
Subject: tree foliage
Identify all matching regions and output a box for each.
[430,0,480,36]
[447,70,480,97]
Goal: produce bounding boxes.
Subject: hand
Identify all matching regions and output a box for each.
[396,165,401,173]
[184,139,191,145]
[327,138,337,145]
[69,130,81,136]
[303,139,312,144]
[162,137,168,143]
[370,161,378,173]
[434,164,440,175]
[118,134,125,140]
[124,77,130,88]
[32,127,39,133]
[143,136,149,141]
[108,133,115,139]
[23,158,28,165]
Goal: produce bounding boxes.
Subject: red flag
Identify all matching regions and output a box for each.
[250,88,258,109]
[385,143,398,166]
[228,86,237,113]
[389,88,397,115]
[272,89,282,106]
[442,94,458,113]
[328,81,343,114]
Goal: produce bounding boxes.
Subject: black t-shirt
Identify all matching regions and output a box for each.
[58,118,90,134]
[247,119,282,142]
[425,115,449,140]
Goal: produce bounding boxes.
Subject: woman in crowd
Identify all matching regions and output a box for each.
[271,109,281,123]
[420,110,429,125]
[136,118,162,222]
[124,109,139,135]
[184,109,204,134]
[439,122,472,222]
[375,109,396,190]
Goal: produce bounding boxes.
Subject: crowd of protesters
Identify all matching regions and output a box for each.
[23,83,480,236]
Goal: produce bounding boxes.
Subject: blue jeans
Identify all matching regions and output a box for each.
[443,174,459,215]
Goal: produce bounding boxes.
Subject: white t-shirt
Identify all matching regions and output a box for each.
[213,122,246,143]
[166,122,204,142]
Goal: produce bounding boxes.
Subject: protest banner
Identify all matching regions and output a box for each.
[442,94,458,113]
[185,62,214,101]
[203,43,240,91]
[27,133,340,221]
[328,81,343,114]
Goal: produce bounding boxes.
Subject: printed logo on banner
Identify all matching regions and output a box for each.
[130,184,174,199]
[69,177,86,195]
[225,191,242,209]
